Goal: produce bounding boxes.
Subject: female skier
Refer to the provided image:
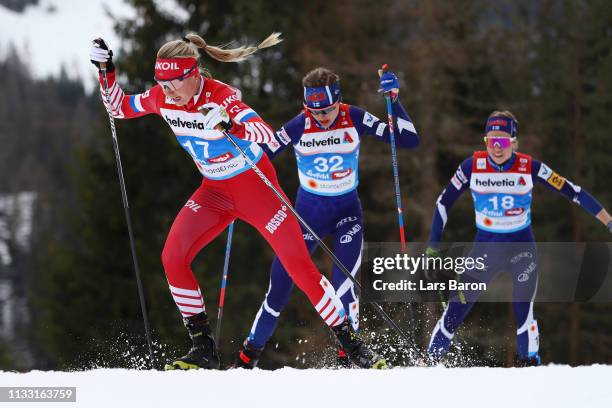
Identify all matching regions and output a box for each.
[426,110,612,365]
[89,34,385,370]
[236,67,419,368]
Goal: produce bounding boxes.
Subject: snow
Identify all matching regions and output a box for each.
[0,365,610,407]
[0,0,135,91]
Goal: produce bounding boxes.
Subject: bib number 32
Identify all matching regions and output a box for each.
[313,155,343,172]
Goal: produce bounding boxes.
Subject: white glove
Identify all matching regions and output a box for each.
[90,38,114,71]
[199,102,232,131]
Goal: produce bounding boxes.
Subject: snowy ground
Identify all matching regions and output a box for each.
[0,365,610,408]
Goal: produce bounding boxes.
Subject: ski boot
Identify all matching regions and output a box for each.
[164,312,220,370]
[514,353,542,367]
[332,320,388,369]
[336,347,352,368]
[235,340,264,369]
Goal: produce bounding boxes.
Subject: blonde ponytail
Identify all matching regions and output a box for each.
[157,32,282,64]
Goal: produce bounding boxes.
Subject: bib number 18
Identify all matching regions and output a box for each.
[488,195,514,210]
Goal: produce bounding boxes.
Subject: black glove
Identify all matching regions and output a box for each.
[608,221,612,233]
[423,246,461,283]
[423,246,442,282]
[90,38,114,72]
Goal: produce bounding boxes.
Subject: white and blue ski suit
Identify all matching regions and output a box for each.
[428,150,604,360]
[246,100,419,349]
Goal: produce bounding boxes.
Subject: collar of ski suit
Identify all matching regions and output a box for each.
[487,152,517,172]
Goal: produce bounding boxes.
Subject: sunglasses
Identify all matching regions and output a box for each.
[306,103,338,116]
[484,136,513,149]
[155,65,197,91]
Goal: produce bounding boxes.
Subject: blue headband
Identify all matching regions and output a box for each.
[485,116,518,138]
[303,82,341,109]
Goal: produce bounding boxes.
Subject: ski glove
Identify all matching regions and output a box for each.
[608,221,612,233]
[378,71,399,101]
[425,246,441,258]
[199,102,233,132]
[423,246,442,282]
[90,38,114,72]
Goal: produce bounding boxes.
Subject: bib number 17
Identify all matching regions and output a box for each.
[182,140,210,158]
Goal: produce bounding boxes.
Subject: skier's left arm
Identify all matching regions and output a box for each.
[349,104,419,149]
[349,71,419,149]
[429,157,473,245]
[533,160,612,232]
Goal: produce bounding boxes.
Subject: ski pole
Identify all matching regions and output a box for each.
[202,117,410,344]
[378,64,407,253]
[100,64,155,369]
[378,64,419,353]
[215,221,234,344]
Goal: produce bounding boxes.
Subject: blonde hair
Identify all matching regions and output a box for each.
[157,32,282,64]
[488,110,518,123]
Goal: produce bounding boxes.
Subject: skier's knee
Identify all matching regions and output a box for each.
[262,298,282,317]
[161,242,185,273]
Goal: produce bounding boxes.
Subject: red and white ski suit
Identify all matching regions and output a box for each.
[98,71,345,326]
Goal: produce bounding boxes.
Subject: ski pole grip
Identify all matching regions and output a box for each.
[197,106,232,132]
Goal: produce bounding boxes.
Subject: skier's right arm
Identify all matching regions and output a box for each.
[429,157,472,246]
[90,38,159,119]
[262,113,306,160]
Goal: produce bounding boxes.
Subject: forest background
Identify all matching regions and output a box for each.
[1,0,611,370]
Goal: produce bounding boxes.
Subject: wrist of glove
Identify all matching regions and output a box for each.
[378,71,400,102]
[608,221,612,233]
[425,247,441,258]
[423,246,442,282]
[423,246,458,283]
[199,103,233,132]
[90,38,115,72]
